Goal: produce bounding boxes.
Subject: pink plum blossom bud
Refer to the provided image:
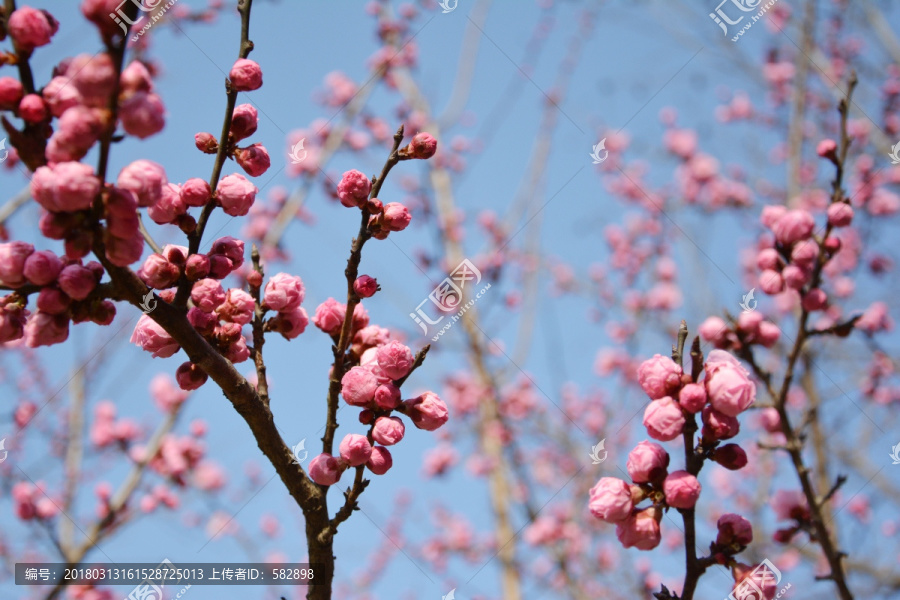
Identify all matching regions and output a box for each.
[8,6,58,51]
[229,104,258,141]
[117,160,167,208]
[184,253,210,281]
[781,264,808,290]
[235,143,271,177]
[269,306,309,340]
[188,307,217,336]
[827,203,853,227]
[626,440,669,484]
[642,396,685,441]
[224,336,250,363]
[716,513,753,547]
[263,273,305,312]
[217,289,255,325]
[759,407,781,433]
[57,264,96,300]
[407,132,437,159]
[588,477,634,523]
[195,132,219,153]
[31,162,101,213]
[0,299,29,343]
[247,271,263,288]
[22,250,61,286]
[217,173,258,216]
[801,288,827,312]
[176,362,208,391]
[147,183,184,225]
[0,242,34,288]
[756,248,782,271]
[772,209,815,246]
[354,275,378,298]
[120,60,153,95]
[382,202,411,232]
[705,350,756,417]
[712,443,748,470]
[760,205,787,229]
[42,75,80,117]
[131,315,180,358]
[336,169,371,208]
[309,453,343,486]
[637,354,683,399]
[615,507,662,551]
[757,322,780,348]
[698,316,729,346]
[0,76,24,110]
[138,253,180,289]
[119,91,166,139]
[790,241,818,268]
[191,279,226,313]
[366,198,382,213]
[366,446,393,475]
[404,391,449,431]
[372,416,405,446]
[18,94,48,123]
[341,366,378,406]
[210,236,245,268]
[816,139,837,160]
[376,340,414,380]
[207,255,233,280]
[663,470,701,509]
[701,405,740,440]
[312,297,345,335]
[678,383,707,413]
[759,269,784,295]
[339,433,372,467]
[181,178,212,207]
[47,106,104,162]
[374,383,401,409]
[24,311,69,347]
[229,58,263,91]
[37,287,70,314]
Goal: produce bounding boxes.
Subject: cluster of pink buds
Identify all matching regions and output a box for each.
[588,349,755,550]
[308,332,449,484]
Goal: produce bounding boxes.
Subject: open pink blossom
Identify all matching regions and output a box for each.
[217,289,255,325]
[642,396,685,441]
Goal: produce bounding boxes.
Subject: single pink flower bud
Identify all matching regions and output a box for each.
[8,6,58,51]
[229,58,263,92]
[246,270,263,288]
[373,383,401,409]
[0,299,29,343]
[642,396,685,441]
[801,288,827,312]
[372,416,405,446]
[382,202,411,232]
[269,306,309,340]
[210,236,245,269]
[138,253,181,289]
[701,405,740,441]
[120,60,153,95]
[191,278,226,313]
[42,75,81,117]
[756,248,782,271]
[312,297,345,335]
[119,91,166,139]
[354,275,378,298]
[24,311,69,348]
[18,93,48,123]
[91,300,116,326]
[341,366,378,406]
[58,264,97,300]
[263,272,305,312]
[207,255,234,280]
[790,242,818,268]
[366,198,383,213]
[117,159,168,208]
[187,307,217,336]
[375,340,414,380]
[588,477,634,523]
[716,513,753,546]
[827,202,853,227]
[366,446,393,475]
[217,173,258,217]
[759,269,784,295]
[403,391,449,431]
[663,470,701,509]
[339,433,372,467]
[816,138,837,160]
[705,350,756,417]
[217,288,255,325]
[309,453,343,486]
[760,205,787,229]
[407,132,437,159]
[23,250,62,286]
[229,104,258,141]
[678,383,707,413]
[637,354,683,399]
[626,440,669,484]
[336,169,371,208]
[698,316,729,346]
[176,362,208,391]
[195,132,219,154]
[759,407,781,433]
[147,183,185,225]
[37,286,70,314]
[772,209,815,246]
[31,162,101,213]
[615,507,662,550]
[130,314,180,358]
[235,143,271,177]
[781,264,808,290]
[712,443,749,470]
[0,242,35,288]
[181,178,212,207]
[0,76,25,110]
